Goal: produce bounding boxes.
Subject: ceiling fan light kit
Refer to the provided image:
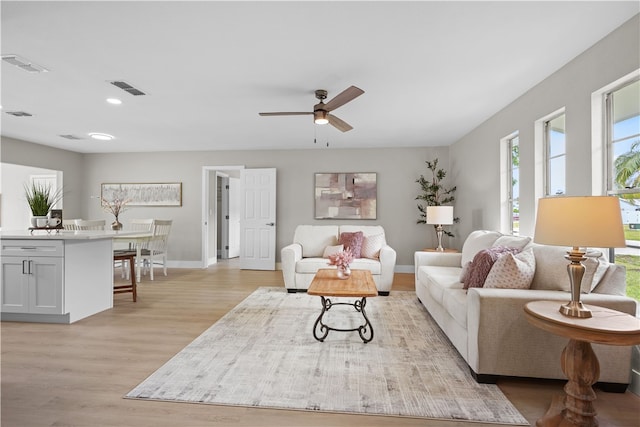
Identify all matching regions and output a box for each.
[260,86,364,132]
[314,110,328,125]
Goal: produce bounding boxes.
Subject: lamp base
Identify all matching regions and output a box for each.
[434,225,445,251]
[559,301,592,318]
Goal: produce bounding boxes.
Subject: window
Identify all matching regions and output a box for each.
[544,113,566,196]
[508,134,520,235]
[605,77,639,301]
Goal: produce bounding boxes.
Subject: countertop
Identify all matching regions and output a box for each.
[0,230,141,240]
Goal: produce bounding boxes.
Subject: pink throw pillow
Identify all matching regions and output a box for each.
[339,231,364,258]
[464,246,521,289]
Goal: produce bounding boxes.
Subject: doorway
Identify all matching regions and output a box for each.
[202,166,243,267]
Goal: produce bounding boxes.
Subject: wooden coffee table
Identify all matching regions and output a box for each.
[307,268,378,343]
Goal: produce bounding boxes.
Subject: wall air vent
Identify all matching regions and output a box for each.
[109,80,146,96]
[5,111,32,117]
[1,55,49,73]
[59,134,83,140]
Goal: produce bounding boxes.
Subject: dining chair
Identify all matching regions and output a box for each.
[140,219,172,280]
[115,219,154,279]
[74,219,106,230]
[62,219,81,230]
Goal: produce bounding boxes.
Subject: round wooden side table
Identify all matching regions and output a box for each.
[524,300,640,427]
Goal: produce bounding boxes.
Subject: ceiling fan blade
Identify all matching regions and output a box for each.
[259,112,313,116]
[328,114,353,132]
[324,86,364,112]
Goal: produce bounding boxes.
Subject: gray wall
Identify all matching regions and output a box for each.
[2,141,452,268]
[449,14,639,248]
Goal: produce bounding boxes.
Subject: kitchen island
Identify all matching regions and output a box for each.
[1,230,134,323]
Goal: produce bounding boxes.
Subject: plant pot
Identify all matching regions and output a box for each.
[31,216,48,228]
[111,219,123,230]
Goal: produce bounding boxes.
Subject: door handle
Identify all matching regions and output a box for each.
[28,260,33,275]
[22,260,28,275]
[266,222,275,226]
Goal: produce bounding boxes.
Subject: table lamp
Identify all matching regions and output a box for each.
[534,196,625,318]
[427,205,454,251]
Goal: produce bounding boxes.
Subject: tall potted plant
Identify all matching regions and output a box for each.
[24,182,63,227]
[416,158,459,237]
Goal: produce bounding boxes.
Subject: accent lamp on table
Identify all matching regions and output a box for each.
[426,205,454,252]
[533,195,626,318]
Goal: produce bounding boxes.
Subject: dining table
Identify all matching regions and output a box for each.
[112,231,157,282]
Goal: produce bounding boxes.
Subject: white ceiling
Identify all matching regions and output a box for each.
[1,1,638,154]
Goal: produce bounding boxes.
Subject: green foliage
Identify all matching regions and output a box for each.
[616,255,640,301]
[24,182,63,216]
[415,159,459,237]
[615,140,640,206]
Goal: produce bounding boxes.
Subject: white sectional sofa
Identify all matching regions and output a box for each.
[281,225,396,295]
[414,230,637,391]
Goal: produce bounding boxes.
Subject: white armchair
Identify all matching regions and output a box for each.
[281,225,396,295]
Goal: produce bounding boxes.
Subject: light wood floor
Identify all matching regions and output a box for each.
[2,261,638,427]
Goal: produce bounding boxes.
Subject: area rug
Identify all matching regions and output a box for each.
[126,287,528,425]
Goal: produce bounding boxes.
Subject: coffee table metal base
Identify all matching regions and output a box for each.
[313,296,373,343]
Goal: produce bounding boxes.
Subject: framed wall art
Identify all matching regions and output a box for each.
[101,182,182,207]
[314,173,377,219]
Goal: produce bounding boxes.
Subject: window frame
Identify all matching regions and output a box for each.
[543,111,566,196]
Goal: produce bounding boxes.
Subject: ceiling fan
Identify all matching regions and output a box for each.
[259,85,364,132]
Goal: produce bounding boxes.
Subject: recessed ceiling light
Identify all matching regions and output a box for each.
[106,98,122,105]
[89,133,114,141]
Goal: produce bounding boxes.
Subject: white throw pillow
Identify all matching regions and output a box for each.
[361,233,385,259]
[492,235,532,251]
[484,249,536,289]
[322,244,344,258]
[530,245,609,293]
[461,230,502,267]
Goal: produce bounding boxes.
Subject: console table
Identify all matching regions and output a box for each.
[524,300,640,427]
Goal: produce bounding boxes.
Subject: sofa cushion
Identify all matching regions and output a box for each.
[464,246,522,289]
[484,248,536,289]
[339,231,364,258]
[322,244,344,258]
[461,230,502,267]
[418,266,464,305]
[294,225,339,258]
[530,245,610,293]
[350,258,381,274]
[361,233,384,259]
[296,258,335,274]
[492,235,531,250]
[442,288,468,329]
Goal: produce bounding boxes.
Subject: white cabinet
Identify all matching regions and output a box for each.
[1,240,64,315]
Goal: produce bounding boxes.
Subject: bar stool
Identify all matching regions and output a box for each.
[113,250,137,301]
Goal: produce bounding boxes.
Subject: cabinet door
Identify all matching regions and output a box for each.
[1,257,30,312]
[28,257,64,315]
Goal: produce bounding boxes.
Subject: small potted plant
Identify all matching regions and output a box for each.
[101,196,131,230]
[327,248,354,279]
[24,182,63,227]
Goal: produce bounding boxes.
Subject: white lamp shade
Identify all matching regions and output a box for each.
[534,196,625,248]
[426,206,454,225]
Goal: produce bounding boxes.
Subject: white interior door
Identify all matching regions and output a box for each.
[240,168,276,270]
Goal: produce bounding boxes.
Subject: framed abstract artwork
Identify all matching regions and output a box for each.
[101,182,182,207]
[314,173,377,219]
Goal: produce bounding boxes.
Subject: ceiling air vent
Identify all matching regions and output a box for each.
[5,111,32,117]
[109,80,146,96]
[59,134,83,140]
[1,55,49,73]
